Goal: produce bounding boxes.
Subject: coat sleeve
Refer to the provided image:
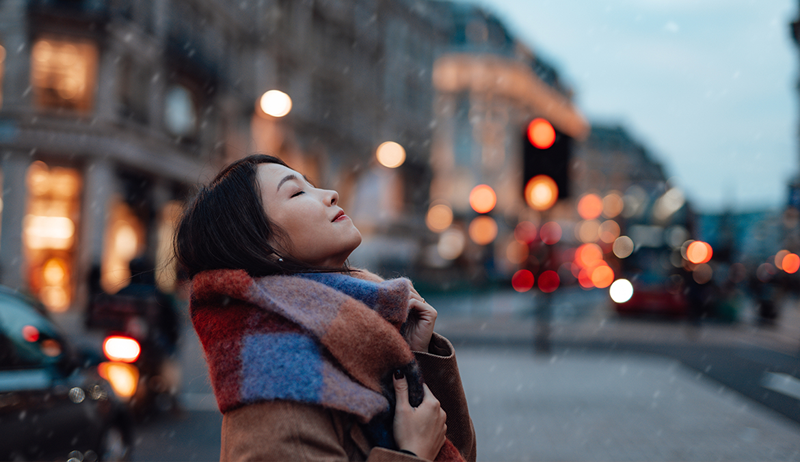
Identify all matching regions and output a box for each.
[220,400,422,462]
[414,333,477,462]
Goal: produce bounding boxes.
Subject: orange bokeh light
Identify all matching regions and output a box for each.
[524,175,558,211]
[590,265,615,289]
[775,250,790,270]
[468,216,498,245]
[527,118,556,149]
[575,243,603,267]
[538,270,560,293]
[512,270,535,292]
[577,194,603,220]
[540,222,562,245]
[686,241,713,264]
[783,253,800,274]
[469,184,497,214]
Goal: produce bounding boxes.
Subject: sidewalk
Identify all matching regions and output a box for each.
[456,347,800,461]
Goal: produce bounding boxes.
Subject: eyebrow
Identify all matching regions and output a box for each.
[276,174,315,192]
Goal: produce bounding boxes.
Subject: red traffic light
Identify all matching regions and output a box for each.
[527,118,556,149]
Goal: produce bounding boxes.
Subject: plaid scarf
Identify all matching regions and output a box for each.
[190,269,464,461]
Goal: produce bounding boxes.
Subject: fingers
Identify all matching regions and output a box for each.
[393,370,410,408]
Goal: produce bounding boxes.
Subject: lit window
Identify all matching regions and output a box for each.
[23,161,82,312]
[164,84,197,137]
[31,37,98,112]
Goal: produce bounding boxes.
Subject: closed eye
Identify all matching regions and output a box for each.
[291,190,305,198]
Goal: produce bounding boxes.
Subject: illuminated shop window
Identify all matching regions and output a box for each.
[23,161,82,312]
[101,200,145,293]
[31,37,98,112]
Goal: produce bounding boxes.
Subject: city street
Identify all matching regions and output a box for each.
[123,289,800,461]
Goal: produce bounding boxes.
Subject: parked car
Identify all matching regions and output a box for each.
[0,287,134,461]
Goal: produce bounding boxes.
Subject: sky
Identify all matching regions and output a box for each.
[460,0,798,213]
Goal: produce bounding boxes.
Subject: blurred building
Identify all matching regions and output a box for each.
[0,0,265,311]
[573,124,693,249]
[422,0,589,283]
[0,0,451,312]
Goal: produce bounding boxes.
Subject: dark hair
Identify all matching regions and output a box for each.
[174,154,352,279]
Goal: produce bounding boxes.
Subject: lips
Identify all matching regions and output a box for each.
[332,210,345,222]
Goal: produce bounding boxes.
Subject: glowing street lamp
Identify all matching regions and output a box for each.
[376,141,406,168]
[259,90,292,117]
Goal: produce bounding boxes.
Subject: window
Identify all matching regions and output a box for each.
[31,37,98,112]
[23,161,82,312]
[164,84,197,138]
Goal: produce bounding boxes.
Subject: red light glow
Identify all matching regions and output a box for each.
[538,270,560,293]
[22,325,40,342]
[512,270,535,292]
[527,118,556,149]
[514,221,537,244]
[591,265,615,289]
[540,222,562,245]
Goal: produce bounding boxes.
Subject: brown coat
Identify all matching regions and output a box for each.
[220,333,477,461]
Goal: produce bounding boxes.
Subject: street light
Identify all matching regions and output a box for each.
[376,141,406,168]
[259,90,292,117]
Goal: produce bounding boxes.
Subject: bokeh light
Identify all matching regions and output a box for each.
[686,241,713,264]
[469,184,497,214]
[527,118,556,149]
[514,221,537,244]
[259,89,292,117]
[602,192,624,218]
[468,216,498,245]
[591,265,614,289]
[538,270,560,293]
[599,220,621,244]
[609,279,634,304]
[512,269,535,292]
[576,220,600,243]
[577,194,603,220]
[576,243,603,267]
[437,228,465,260]
[376,141,406,168]
[693,263,713,284]
[775,250,790,270]
[757,262,776,282]
[426,203,453,233]
[613,236,634,259]
[783,253,800,274]
[506,240,529,264]
[524,175,558,211]
[539,221,562,245]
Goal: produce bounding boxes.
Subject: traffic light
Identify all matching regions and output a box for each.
[522,118,572,203]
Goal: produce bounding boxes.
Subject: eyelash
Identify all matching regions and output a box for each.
[291,191,304,198]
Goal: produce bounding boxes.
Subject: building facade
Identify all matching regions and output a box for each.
[0,0,448,312]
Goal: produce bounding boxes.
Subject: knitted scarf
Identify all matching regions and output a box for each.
[190,268,464,462]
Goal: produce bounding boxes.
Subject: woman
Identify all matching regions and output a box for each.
[175,154,476,461]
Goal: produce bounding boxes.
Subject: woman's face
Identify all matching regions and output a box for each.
[257,163,362,267]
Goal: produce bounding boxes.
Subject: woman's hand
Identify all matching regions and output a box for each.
[393,372,447,460]
[404,286,437,352]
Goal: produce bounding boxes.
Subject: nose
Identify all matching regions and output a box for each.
[326,189,339,206]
